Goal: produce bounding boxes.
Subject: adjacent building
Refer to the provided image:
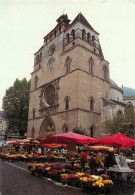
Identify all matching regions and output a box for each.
[0,111,8,138]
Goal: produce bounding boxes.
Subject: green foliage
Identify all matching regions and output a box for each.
[103,107,135,138]
[3,78,30,136]
[72,126,87,135]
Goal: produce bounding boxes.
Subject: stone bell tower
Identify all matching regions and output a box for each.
[27,13,110,139]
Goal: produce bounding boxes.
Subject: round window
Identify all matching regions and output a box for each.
[48,57,54,69]
[49,62,53,69]
[44,85,55,106]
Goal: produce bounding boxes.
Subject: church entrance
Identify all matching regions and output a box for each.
[40,117,55,138]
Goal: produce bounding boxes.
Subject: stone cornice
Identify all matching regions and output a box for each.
[30,68,110,93]
[62,41,100,58]
[28,107,101,121]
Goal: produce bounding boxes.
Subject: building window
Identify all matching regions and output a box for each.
[54,30,56,37]
[40,52,42,62]
[90,127,93,137]
[65,56,71,73]
[36,55,40,64]
[63,124,68,133]
[48,44,55,56]
[90,98,94,111]
[87,33,90,42]
[34,75,38,89]
[31,127,35,138]
[59,26,61,33]
[32,108,36,119]
[65,99,69,110]
[64,96,70,110]
[50,34,52,40]
[92,35,95,42]
[103,65,108,81]
[82,29,86,39]
[66,33,70,43]
[89,57,94,74]
[48,57,55,69]
[71,29,75,40]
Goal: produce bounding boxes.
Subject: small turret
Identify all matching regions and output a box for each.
[56,14,70,24]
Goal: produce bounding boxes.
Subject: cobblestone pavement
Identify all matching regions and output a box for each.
[0,160,135,195]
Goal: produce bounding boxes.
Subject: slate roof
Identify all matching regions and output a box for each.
[70,13,99,35]
[110,79,118,87]
[121,87,135,97]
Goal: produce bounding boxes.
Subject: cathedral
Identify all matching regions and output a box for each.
[27,13,135,139]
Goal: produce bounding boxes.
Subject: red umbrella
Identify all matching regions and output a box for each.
[98,133,135,148]
[42,132,98,144]
[8,142,20,145]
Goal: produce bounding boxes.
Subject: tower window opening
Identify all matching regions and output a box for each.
[90,127,93,137]
[34,75,38,89]
[66,33,70,44]
[33,109,36,119]
[54,30,56,37]
[59,26,61,33]
[87,33,90,42]
[90,98,94,111]
[71,29,75,40]
[65,98,69,110]
[66,57,71,73]
[82,29,86,39]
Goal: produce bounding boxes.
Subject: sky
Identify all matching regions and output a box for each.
[0,0,135,110]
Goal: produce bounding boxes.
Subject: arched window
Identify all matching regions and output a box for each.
[90,127,93,137]
[40,52,42,62]
[89,57,94,74]
[71,29,75,40]
[34,75,38,89]
[36,55,40,64]
[66,33,70,44]
[92,35,95,42]
[90,98,94,111]
[32,108,36,119]
[65,99,69,110]
[87,33,90,42]
[63,124,68,133]
[82,29,86,39]
[48,57,55,69]
[64,96,70,110]
[54,30,56,37]
[31,127,35,138]
[50,34,52,40]
[59,26,61,33]
[103,65,108,81]
[65,57,71,73]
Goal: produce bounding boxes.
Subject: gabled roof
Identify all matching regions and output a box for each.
[70,13,99,35]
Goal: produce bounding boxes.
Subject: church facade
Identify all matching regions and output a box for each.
[27,13,133,139]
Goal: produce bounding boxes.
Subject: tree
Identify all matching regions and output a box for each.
[72,126,87,135]
[103,106,135,138]
[3,78,30,136]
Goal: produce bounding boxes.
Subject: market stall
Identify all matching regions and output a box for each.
[98,133,135,148]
